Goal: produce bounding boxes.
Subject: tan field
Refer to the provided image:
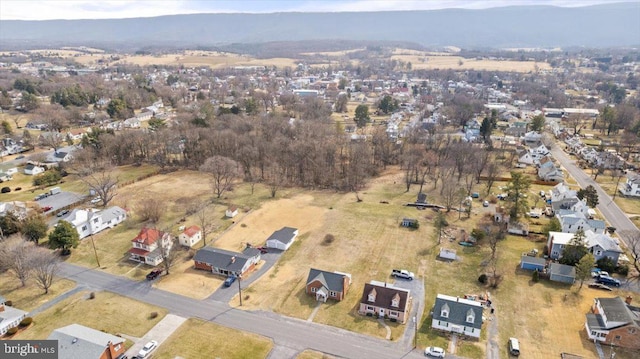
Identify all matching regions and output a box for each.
[392,54,550,73]
[301,48,365,56]
[0,273,76,312]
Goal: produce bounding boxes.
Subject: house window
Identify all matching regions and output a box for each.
[629,328,637,334]
[391,298,399,308]
[466,313,475,323]
[115,344,121,351]
[441,304,449,318]
[366,306,374,311]
[615,335,621,340]
[329,291,336,297]
[311,287,316,293]
[82,225,87,231]
[389,311,398,317]
[93,218,99,223]
[368,294,376,302]
[595,249,602,256]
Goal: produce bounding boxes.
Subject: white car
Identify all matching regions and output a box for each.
[425,346,446,358]
[138,340,158,358]
[90,196,102,204]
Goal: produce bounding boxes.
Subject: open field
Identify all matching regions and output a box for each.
[152,255,224,299]
[391,53,550,73]
[152,318,273,359]
[0,272,76,312]
[15,290,167,341]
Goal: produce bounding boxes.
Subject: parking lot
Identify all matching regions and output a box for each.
[36,191,86,214]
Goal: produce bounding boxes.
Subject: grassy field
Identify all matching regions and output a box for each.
[152,318,273,359]
[390,54,550,73]
[15,290,167,341]
[0,272,76,312]
[297,350,338,359]
[592,173,640,215]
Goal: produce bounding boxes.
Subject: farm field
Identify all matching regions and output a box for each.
[390,54,550,73]
[152,318,273,359]
[14,290,167,343]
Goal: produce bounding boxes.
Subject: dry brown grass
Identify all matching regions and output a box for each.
[0,272,76,312]
[152,255,223,299]
[391,54,550,73]
[297,350,338,359]
[15,290,167,340]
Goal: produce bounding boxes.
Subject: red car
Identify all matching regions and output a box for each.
[256,246,268,254]
[42,206,53,212]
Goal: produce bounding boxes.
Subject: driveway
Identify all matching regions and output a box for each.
[123,314,187,358]
[37,191,86,215]
[207,249,284,302]
[391,277,425,350]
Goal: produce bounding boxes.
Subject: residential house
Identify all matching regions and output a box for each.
[520,255,546,271]
[585,296,640,350]
[548,263,576,284]
[66,129,87,141]
[61,207,127,240]
[0,201,29,220]
[47,323,126,359]
[619,175,640,197]
[128,227,173,266]
[225,206,239,218]
[538,165,564,182]
[305,268,352,302]
[550,183,580,212]
[359,281,412,324]
[0,295,28,336]
[178,225,202,247]
[123,117,141,129]
[265,227,299,251]
[45,150,74,163]
[523,131,543,144]
[431,294,484,338]
[24,164,44,175]
[193,246,261,277]
[518,151,535,165]
[547,229,620,262]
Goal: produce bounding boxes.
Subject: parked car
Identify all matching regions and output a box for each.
[56,209,70,217]
[1,186,11,193]
[528,211,540,218]
[224,275,237,287]
[256,246,268,254]
[90,196,102,204]
[42,206,53,212]
[596,274,621,287]
[425,346,446,357]
[508,337,520,356]
[591,269,609,278]
[391,269,415,280]
[497,193,508,200]
[137,340,158,358]
[482,200,489,207]
[146,269,162,280]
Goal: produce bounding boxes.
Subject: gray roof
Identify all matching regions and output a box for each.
[597,297,638,325]
[267,227,298,245]
[586,313,607,331]
[193,247,259,274]
[101,206,126,223]
[588,234,622,253]
[432,294,483,329]
[47,324,124,359]
[549,263,576,278]
[587,219,606,229]
[306,268,349,293]
[520,255,546,266]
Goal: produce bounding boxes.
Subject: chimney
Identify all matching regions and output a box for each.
[625,296,633,305]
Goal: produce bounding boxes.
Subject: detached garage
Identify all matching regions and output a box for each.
[520,255,546,271]
[266,227,299,251]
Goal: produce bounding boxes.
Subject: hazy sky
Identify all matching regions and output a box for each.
[0,0,635,20]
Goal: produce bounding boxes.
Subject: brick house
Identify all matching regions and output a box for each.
[358,281,412,324]
[193,247,261,277]
[585,296,640,349]
[128,227,173,266]
[305,268,352,302]
[47,323,126,359]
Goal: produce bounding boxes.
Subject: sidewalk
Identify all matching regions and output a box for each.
[123,313,187,358]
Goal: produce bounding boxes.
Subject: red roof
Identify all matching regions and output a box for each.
[128,247,150,256]
[132,227,165,245]
[183,225,201,237]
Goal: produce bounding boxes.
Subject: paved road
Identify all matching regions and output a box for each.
[59,262,430,359]
[550,144,640,247]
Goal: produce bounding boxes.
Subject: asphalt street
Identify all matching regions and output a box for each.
[58,262,440,359]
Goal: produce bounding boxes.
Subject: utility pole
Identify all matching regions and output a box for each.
[413,316,417,349]
[90,233,100,268]
[237,273,242,306]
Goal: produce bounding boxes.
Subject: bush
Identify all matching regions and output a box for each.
[596,257,617,274]
[5,327,19,336]
[616,264,629,276]
[1,186,10,193]
[19,317,33,327]
[532,270,540,283]
[149,312,158,319]
[478,274,488,284]
[322,234,335,246]
[88,292,95,300]
[4,300,12,306]
[14,187,21,191]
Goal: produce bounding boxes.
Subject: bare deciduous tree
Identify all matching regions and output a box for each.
[200,156,240,199]
[31,247,60,294]
[0,236,35,287]
[159,234,178,275]
[196,203,216,248]
[138,197,163,224]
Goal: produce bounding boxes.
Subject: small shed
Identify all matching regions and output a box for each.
[549,263,576,284]
[225,206,238,218]
[401,218,419,228]
[416,193,427,204]
[520,255,546,271]
[439,248,457,261]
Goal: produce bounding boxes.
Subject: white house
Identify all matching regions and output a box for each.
[518,152,535,165]
[178,225,202,247]
[24,164,44,175]
[431,294,483,338]
[60,206,127,239]
[0,295,27,336]
[538,165,564,182]
[523,131,543,143]
[619,175,640,197]
[123,117,141,129]
[266,227,299,251]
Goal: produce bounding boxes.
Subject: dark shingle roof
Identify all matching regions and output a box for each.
[432,294,483,329]
[549,263,576,278]
[267,227,298,245]
[597,297,637,324]
[520,255,546,266]
[360,282,410,312]
[306,268,349,292]
[193,247,259,273]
